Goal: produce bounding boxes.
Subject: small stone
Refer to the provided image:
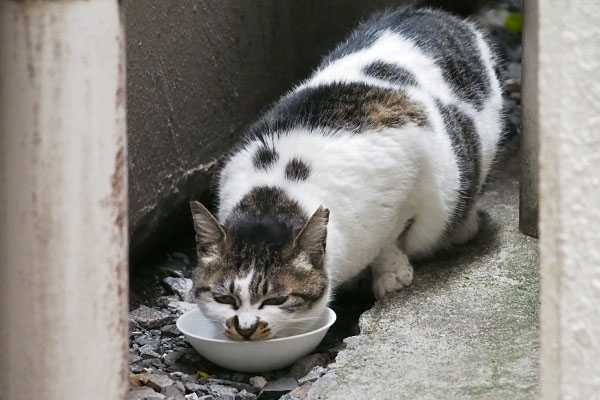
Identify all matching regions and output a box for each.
[130,372,151,387]
[127,386,166,400]
[184,381,204,393]
[164,350,183,366]
[161,324,181,337]
[158,295,180,307]
[142,373,175,392]
[136,335,161,349]
[288,353,329,380]
[139,345,161,359]
[206,383,238,398]
[201,379,258,394]
[131,364,146,374]
[185,394,200,400]
[181,374,199,385]
[130,318,142,329]
[280,383,312,400]
[175,381,186,393]
[236,389,257,400]
[197,396,214,400]
[130,305,172,329]
[298,366,327,384]
[249,376,267,390]
[162,385,186,400]
[130,354,143,363]
[168,301,196,316]
[163,277,194,302]
[257,377,299,400]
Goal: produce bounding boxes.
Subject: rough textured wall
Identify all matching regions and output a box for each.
[536,0,600,398]
[124,0,402,258]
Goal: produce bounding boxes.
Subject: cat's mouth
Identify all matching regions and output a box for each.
[224,317,272,341]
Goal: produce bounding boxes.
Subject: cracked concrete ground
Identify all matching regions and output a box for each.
[307,139,540,400]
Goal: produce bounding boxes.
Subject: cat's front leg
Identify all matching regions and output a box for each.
[371,241,413,300]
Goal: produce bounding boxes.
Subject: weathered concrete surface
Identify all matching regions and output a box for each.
[124,0,398,256]
[308,139,539,400]
[536,1,600,397]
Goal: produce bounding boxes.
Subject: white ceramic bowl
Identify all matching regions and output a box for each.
[176,307,336,372]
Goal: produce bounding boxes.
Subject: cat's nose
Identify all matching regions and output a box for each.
[233,316,258,340]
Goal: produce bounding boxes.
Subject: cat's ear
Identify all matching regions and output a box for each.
[293,206,329,267]
[190,201,226,250]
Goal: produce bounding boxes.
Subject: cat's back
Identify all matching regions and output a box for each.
[321,7,498,110]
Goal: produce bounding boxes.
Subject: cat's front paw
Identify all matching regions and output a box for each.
[372,262,413,300]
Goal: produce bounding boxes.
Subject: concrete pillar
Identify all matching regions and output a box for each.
[535,1,600,399]
[520,0,539,238]
[0,1,128,399]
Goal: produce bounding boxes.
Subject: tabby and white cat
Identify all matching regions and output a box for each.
[190,7,503,341]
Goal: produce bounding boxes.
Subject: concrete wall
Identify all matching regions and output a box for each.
[124,0,402,258]
[535,0,600,398]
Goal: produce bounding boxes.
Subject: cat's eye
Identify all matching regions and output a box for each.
[213,295,237,307]
[260,296,288,308]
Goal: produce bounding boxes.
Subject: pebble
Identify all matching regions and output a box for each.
[206,383,238,398]
[249,376,267,390]
[164,350,183,366]
[184,381,205,393]
[130,354,143,364]
[136,336,161,348]
[139,345,161,360]
[142,374,175,392]
[163,277,194,302]
[131,305,172,329]
[184,394,199,400]
[168,301,197,316]
[236,389,257,400]
[257,377,299,400]
[162,385,186,400]
[280,383,312,400]
[201,379,259,394]
[127,386,166,400]
[161,324,181,337]
[197,396,214,400]
[298,366,327,384]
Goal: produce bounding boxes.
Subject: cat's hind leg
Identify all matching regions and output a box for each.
[449,207,480,246]
[371,240,413,300]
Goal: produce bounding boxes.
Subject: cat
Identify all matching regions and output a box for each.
[190,7,503,341]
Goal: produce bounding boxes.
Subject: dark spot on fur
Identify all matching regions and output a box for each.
[364,61,418,87]
[436,101,481,234]
[285,158,311,181]
[249,82,428,136]
[253,146,278,170]
[225,187,307,264]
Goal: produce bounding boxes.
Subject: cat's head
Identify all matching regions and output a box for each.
[190,201,330,341]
